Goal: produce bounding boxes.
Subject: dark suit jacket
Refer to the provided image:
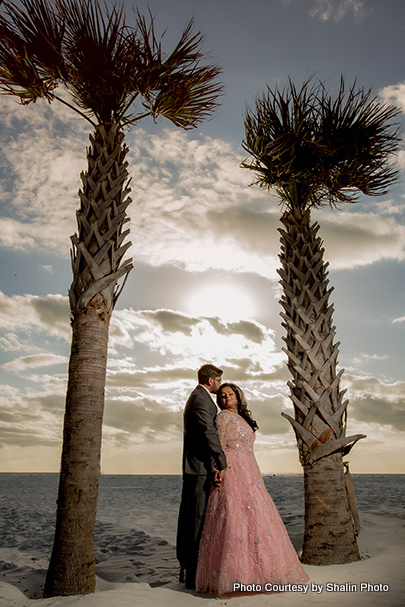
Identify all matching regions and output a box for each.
[182,385,227,476]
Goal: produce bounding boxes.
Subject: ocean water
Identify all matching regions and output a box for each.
[0,473,404,590]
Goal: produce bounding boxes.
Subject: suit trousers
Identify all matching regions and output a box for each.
[176,474,211,588]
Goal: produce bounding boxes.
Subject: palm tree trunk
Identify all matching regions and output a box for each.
[44,307,110,596]
[278,208,365,564]
[303,455,360,564]
[45,121,132,596]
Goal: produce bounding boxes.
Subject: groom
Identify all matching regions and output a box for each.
[176,364,227,590]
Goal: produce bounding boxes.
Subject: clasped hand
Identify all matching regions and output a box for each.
[212,468,226,487]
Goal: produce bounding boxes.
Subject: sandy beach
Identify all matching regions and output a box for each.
[0,523,403,607]
[0,474,403,607]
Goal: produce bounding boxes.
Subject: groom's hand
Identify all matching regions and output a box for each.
[212,469,226,487]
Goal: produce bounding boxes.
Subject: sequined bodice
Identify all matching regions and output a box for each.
[216,410,255,454]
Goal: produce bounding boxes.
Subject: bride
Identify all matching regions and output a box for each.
[195,383,309,596]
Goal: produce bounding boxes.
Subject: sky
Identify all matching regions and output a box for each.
[0,0,404,475]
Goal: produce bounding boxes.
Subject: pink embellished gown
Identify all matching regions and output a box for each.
[196,410,308,596]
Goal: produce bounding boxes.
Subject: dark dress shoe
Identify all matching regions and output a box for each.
[185,581,196,590]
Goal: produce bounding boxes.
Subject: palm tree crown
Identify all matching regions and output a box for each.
[241,77,400,211]
[0,0,222,128]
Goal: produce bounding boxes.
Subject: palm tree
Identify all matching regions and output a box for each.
[0,0,222,596]
[242,77,400,564]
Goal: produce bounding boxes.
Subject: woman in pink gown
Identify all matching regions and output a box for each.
[196,383,309,596]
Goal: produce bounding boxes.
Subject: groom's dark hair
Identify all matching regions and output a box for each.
[198,364,223,385]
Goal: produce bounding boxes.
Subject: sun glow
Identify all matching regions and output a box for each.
[184,281,258,321]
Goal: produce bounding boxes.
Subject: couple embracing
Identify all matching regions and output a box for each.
[176,364,308,596]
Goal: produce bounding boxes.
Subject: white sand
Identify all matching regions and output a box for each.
[0,512,403,607]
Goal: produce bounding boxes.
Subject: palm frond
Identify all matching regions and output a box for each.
[0,0,222,128]
[124,13,223,128]
[59,1,222,126]
[241,77,320,209]
[0,0,65,103]
[316,78,400,203]
[58,0,133,122]
[242,76,400,210]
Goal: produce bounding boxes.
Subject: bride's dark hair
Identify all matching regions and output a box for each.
[217,383,258,432]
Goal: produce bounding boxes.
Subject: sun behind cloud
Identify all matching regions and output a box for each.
[184,281,258,322]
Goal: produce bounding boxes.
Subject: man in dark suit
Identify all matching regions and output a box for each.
[176,364,227,590]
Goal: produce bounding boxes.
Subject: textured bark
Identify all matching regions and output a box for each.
[302,455,360,564]
[44,309,110,596]
[278,208,365,564]
[69,121,133,314]
[45,121,132,597]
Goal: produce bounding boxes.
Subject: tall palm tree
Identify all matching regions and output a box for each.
[0,0,222,596]
[242,77,400,564]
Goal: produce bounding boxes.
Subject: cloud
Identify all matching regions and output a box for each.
[375,199,405,216]
[0,301,402,471]
[352,353,390,364]
[104,308,290,447]
[207,318,268,344]
[249,393,292,435]
[0,291,70,342]
[393,316,405,324]
[379,82,405,114]
[0,389,65,449]
[104,364,294,443]
[0,95,277,276]
[349,395,405,431]
[379,82,405,170]
[0,333,41,353]
[120,130,405,276]
[203,206,281,277]
[0,426,61,447]
[104,395,181,436]
[315,209,405,269]
[0,96,87,253]
[141,310,200,336]
[108,307,282,375]
[1,95,403,279]
[127,129,278,277]
[3,353,68,373]
[345,374,405,399]
[309,0,372,22]
[106,367,195,390]
[343,374,405,431]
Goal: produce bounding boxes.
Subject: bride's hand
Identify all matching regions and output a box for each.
[212,468,226,487]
